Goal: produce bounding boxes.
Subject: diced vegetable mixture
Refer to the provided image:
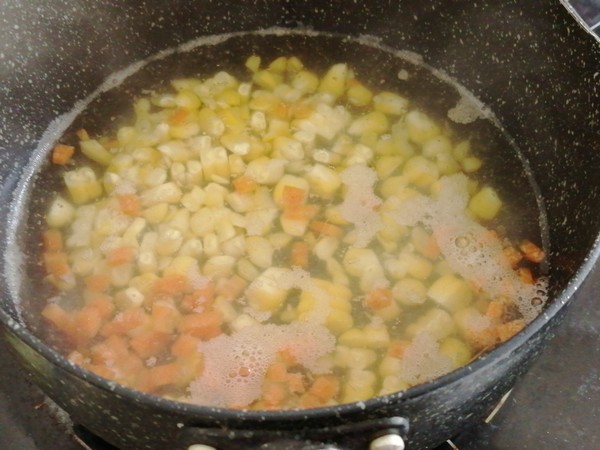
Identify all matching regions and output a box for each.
[40,55,547,410]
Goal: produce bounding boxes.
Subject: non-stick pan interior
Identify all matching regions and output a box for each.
[8,32,546,346]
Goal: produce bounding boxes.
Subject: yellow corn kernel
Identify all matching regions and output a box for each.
[216,89,242,107]
[272,136,304,161]
[439,336,473,368]
[237,257,260,281]
[347,83,373,107]
[202,233,219,257]
[110,263,134,287]
[379,375,410,395]
[372,300,402,322]
[137,250,158,273]
[342,369,376,403]
[462,156,482,173]
[403,253,433,280]
[403,155,440,188]
[363,324,390,349]
[246,267,290,312]
[427,274,474,312]
[174,89,202,110]
[422,135,453,159]
[405,110,440,144]
[245,207,278,236]
[115,286,145,310]
[468,186,502,220]
[379,356,403,378]
[178,238,204,258]
[393,277,428,306]
[203,255,236,278]
[334,346,378,370]
[373,91,409,116]
[245,236,274,269]
[196,108,225,137]
[140,182,182,206]
[347,111,389,136]
[435,152,461,175]
[292,70,319,94]
[204,183,228,207]
[305,163,341,198]
[326,311,354,335]
[267,56,288,73]
[189,207,221,237]
[162,255,197,278]
[245,55,261,72]
[170,122,201,140]
[69,248,98,277]
[252,69,283,90]
[155,228,184,256]
[180,186,206,213]
[375,156,403,180]
[143,202,169,224]
[157,140,192,163]
[46,196,75,228]
[326,258,350,286]
[406,308,456,340]
[318,63,348,98]
[452,139,471,162]
[80,139,113,166]
[280,214,310,237]
[199,146,230,182]
[245,157,286,185]
[338,328,366,347]
[64,167,103,204]
[286,56,304,74]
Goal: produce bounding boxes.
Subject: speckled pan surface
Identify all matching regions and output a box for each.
[0,1,599,449]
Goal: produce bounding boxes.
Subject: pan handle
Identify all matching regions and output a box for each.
[177,416,409,450]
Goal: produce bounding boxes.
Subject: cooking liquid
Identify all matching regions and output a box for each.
[8,30,549,410]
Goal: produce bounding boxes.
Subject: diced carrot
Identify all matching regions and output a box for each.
[287,372,306,394]
[282,185,307,206]
[263,381,288,407]
[86,363,115,380]
[117,194,141,217]
[152,274,189,297]
[72,306,104,345]
[85,274,111,293]
[265,362,288,383]
[180,284,215,313]
[151,300,180,334]
[130,330,171,359]
[86,295,115,320]
[517,267,534,285]
[278,348,297,366]
[496,319,526,342]
[90,334,130,365]
[290,241,309,268]
[503,246,523,268]
[75,128,90,140]
[309,220,343,238]
[272,102,289,119]
[308,375,339,402]
[232,175,257,194]
[485,300,505,320]
[365,287,393,310]
[168,107,190,125]
[387,339,410,359]
[519,240,545,263]
[100,307,148,337]
[283,204,318,221]
[106,246,135,267]
[42,229,63,253]
[51,144,75,165]
[171,334,201,358]
[178,310,223,340]
[43,252,70,277]
[146,362,180,389]
[300,392,321,408]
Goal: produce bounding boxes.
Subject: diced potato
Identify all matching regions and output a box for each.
[246,267,290,312]
[246,236,274,269]
[304,164,341,198]
[439,337,473,368]
[335,346,377,370]
[80,139,113,166]
[405,110,440,144]
[373,92,409,116]
[46,196,75,228]
[406,308,456,340]
[468,186,502,220]
[427,274,473,312]
[342,369,376,403]
[64,167,103,204]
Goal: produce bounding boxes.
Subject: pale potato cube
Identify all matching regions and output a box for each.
[427,274,474,312]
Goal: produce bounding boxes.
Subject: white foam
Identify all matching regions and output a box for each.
[187,321,335,408]
[400,332,453,385]
[390,174,547,322]
[339,164,383,247]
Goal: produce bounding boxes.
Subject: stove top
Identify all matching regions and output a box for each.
[1,3,599,449]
